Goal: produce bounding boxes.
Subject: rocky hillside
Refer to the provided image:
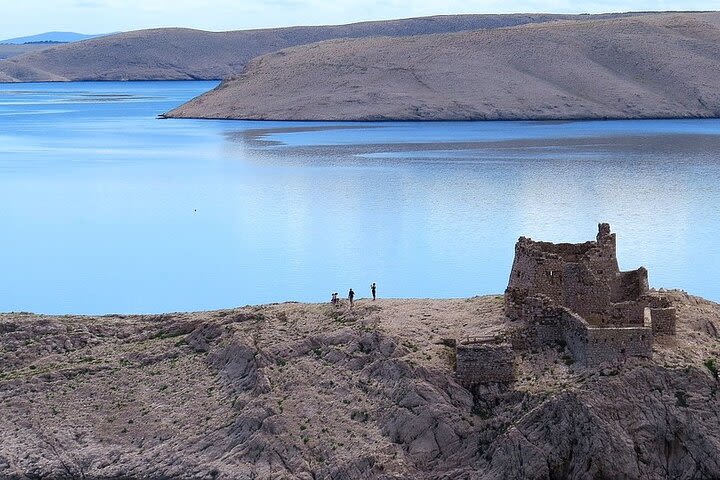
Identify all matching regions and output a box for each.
[1,292,719,479]
[166,12,720,121]
[0,44,53,61]
[0,13,649,83]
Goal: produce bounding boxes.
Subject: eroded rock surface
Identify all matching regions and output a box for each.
[0,294,718,479]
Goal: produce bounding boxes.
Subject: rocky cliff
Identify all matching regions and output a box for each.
[1,292,718,479]
[166,12,720,121]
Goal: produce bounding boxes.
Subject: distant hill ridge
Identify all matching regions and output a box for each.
[20,41,66,45]
[165,12,720,121]
[0,31,108,45]
[0,13,653,83]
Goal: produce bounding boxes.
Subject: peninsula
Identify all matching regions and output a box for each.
[2,225,719,479]
[166,12,720,121]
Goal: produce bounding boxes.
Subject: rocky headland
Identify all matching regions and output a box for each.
[1,291,719,479]
[166,12,720,121]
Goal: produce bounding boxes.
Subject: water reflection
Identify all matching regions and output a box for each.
[0,81,719,314]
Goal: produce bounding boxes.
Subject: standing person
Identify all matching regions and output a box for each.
[371,282,377,301]
[348,288,355,307]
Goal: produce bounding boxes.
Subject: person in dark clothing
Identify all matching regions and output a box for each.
[371,282,377,300]
[348,288,355,307]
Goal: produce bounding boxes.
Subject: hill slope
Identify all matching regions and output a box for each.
[0,292,719,478]
[166,12,720,121]
[0,44,52,60]
[0,13,650,82]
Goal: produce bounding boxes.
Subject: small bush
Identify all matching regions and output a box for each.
[351,410,369,422]
[704,358,718,380]
[403,341,418,352]
[675,390,688,408]
[152,330,185,340]
[439,338,456,348]
[472,404,491,419]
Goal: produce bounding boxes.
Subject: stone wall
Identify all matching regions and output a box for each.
[613,268,650,302]
[608,301,646,327]
[560,254,648,326]
[512,301,654,366]
[560,310,591,364]
[455,342,515,385]
[647,307,677,335]
[560,311,652,365]
[585,326,652,363]
[508,295,564,350]
[562,262,611,324]
[504,240,568,319]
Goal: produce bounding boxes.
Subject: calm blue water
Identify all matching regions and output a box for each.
[1,81,720,314]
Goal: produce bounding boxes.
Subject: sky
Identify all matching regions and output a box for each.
[2,0,718,38]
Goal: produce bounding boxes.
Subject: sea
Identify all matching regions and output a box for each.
[1,81,719,314]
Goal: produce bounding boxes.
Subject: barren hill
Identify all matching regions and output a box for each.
[0,13,651,82]
[166,12,720,121]
[0,44,54,61]
[1,292,719,478]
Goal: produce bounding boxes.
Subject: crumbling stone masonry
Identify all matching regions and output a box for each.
[503,223,676,366]
[455,223,677,383]
[455,337,515,385]
[644,296,678,335]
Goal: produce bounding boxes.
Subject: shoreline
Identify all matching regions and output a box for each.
[161,112,720,122]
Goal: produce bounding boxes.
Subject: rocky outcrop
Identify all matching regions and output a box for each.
[483,366,720,479]
[166,12,720,121]
[0,294,718,478]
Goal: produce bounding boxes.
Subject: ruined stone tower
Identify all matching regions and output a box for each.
[505,223,650,326]
[503,223,676,365]
[455,223,678,384]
